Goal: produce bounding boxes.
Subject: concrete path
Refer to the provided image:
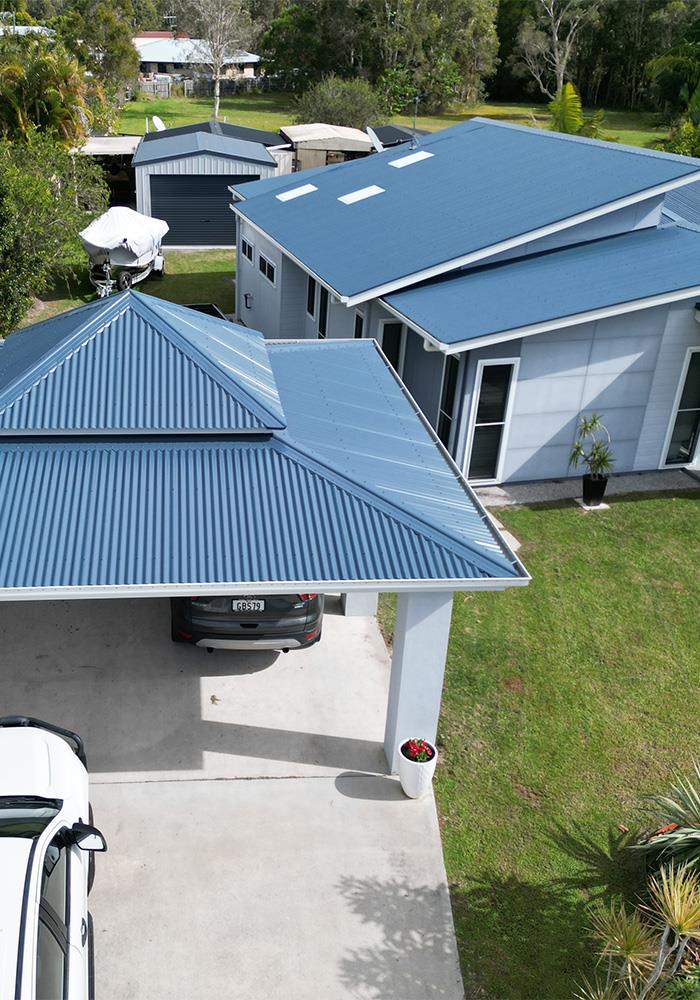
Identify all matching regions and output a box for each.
[0,597,464,1000]
[476,467,699,508]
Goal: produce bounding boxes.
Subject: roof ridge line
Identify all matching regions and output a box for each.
[469,116,700,165]
[0,294,129,413]
[129,294,285,429]
[273,434,519,580]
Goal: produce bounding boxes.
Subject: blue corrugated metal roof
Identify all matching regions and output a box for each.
[233,118,700,300]
[663,178,700,226]
[383,222,700,347]
[0,292,286,431]
[132,131,275,167]
[0,296,526,593]
[268,340,506,560]
[141,120,282,147]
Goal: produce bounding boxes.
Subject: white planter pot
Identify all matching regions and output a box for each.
[397,740,438,799]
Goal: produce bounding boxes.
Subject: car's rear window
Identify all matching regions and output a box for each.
[0,797,60,838]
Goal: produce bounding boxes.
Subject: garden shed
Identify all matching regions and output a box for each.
[133,123,290,246]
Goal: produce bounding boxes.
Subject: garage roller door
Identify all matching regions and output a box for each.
[150,174,259,246]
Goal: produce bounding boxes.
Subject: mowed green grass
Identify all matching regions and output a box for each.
[22,249,235,327]
[119,93,669,148]
[378,493,700,999]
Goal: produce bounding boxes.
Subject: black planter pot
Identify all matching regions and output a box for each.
[582,474,608,506]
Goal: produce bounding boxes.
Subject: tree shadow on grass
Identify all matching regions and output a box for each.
[450,874,592,1000]
[549,822,646,905]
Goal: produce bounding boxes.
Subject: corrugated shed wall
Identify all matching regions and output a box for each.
[136,154,277,215]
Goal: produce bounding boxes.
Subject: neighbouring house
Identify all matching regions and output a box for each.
[230,118,700,484]
[133,121,291,246]
[280,124,373,171]
[132,34,260,79]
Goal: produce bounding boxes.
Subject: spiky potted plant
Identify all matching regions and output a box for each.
[569,412,615,507]
[398,738,438,799]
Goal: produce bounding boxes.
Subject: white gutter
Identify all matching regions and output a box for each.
[0,576,530,601]
[234,170,700,307]
[383,282,700,356]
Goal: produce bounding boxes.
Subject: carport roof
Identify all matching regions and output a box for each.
[0,293,528,597]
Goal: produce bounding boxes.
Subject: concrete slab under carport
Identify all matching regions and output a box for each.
[0,597,464,1000]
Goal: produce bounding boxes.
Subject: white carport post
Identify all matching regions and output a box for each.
[384,590,454,773]
[341,591,378,616]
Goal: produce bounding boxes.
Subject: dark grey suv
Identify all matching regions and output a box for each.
[170,594,324,652]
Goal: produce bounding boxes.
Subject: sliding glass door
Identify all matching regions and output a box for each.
[466,360,518,483]
[664,348,700,466]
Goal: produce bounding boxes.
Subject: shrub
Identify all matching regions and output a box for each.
[294,74,386,130]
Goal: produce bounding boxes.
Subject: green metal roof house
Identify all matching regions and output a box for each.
[230,118,700,485]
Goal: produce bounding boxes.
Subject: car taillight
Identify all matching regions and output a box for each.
[176,629,192,640]
[190,597,200,603]
[298,594,316,601]
[304,627,319,641]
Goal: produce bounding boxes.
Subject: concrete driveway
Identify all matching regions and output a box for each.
[0,597,464,1000]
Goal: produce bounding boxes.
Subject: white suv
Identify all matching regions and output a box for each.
[0,716,107,1000]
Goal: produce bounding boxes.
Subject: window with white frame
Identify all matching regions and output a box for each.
[437,355,460,448]
[465,359,518,483]
[663,348,700,466]
[379,321,405,376]
[306,276,316,317]
[258,252,276,285]
[241,237,254,263]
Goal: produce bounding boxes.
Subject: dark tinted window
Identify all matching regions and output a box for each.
[318,287,328,338]
[36,919,65,1000]
[382,323,403,371]
[0,797,59,838]
[306,276,316,317]
[354,313,364,339]
[437,355,459,447]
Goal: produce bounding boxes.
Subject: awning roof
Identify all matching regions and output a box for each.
[0,292,527,598]
[382,222,700,350]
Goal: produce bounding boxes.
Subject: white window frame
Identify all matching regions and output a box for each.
[258,252,276,287]
[306,275,316,318]
[353,309,365,340]
[240,237,254,264]
[659,346,700,469]
[378,319,407,378]
[436,353,461,452]
[463,357,520,486]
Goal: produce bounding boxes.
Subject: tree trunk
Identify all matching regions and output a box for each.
[213,74,221,119]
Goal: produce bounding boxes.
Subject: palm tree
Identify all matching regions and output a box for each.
[548,81,609,139]
[0,37,91,144]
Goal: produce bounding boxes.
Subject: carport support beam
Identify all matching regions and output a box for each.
[341,591,378,616]
[383,591,454,774]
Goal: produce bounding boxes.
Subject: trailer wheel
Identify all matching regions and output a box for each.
[117,271,133,291]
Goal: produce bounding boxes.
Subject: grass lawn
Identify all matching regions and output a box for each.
[118,93,669,149]
[22,249,235,327]
[378,492,700,999]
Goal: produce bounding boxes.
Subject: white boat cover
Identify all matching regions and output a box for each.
[80,207,169,266]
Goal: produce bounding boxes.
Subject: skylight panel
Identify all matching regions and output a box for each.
[388,150,434,168]
[275,183,318,202]
[338,185,385,205]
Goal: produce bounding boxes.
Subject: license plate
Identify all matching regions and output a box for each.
[233,599,265,613]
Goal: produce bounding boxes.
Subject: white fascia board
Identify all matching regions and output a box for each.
[384,282,700,356]
[342,170,700,306]
[0,576,530,601]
